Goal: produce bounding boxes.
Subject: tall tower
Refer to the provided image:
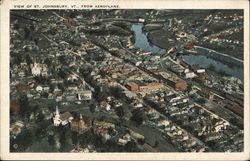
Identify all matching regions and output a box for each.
[78,113,85,134]
[55,106,59,116]
[53,106,61,126]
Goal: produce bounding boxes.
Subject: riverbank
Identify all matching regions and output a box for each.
[143,23,164,32]
[146,28,243,67]
[131,23,166,54]
[131,23,243,81]
[180,53,243,81]
[147,28,175,49]
[186,46,243,67]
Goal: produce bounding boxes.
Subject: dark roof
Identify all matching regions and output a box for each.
[82,115,92,125]
[72,114,92,125]
[60,112,73,121]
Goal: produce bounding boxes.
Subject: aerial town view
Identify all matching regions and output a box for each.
[9,9,244,152]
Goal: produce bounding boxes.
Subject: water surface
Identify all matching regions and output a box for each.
[132,23,166,54]
[132,23,243,81]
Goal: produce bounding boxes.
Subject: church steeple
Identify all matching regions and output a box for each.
[53,106,61,126]
[80,113,83,120]
[55,106,60,116]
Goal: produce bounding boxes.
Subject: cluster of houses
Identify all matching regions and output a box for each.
[87,34,244,151]
[70,145,97,153]
[143,102,207,152]
[10,52,93,103]
[92,121,116,143]
[9,10,244,152]
[146,85,243,151]
[52,106,119,143]
[10,121,24,139]
[117,130,145,146]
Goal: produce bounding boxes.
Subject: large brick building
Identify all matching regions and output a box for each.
[166,77,187,90]
[126,82,139,92]
[126,81,163,92]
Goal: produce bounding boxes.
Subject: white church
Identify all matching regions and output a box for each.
[53,106,74,126]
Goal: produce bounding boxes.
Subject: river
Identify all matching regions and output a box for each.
[132,23,243,81]
[180,54,243,81]
[132,23,166,54]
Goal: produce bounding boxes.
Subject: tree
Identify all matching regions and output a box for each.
[58,69,67,79]
[197,98,206,105]
[36,113,45,122]
[175,119,184,126]
[229,118,238,125]
[34,76,48,84]
[49,84,55,93]
[123,105,133,118]
[186,84,193,92]
[48,104,55,112]
[108,127,116,136]
[48,135,55,146]
[183,125,194,133]
[153,140,159,148]
[188,116,195,122]
[24,27,30,39]
[34,126,43,140]
[130,109,148,126]
[71,131,79,147]
[58,55,66,64]
[207,140,216,148]
[110,87,124,99]
[93,86,106,102]
[13,24,19,30]
[41,92,48,98]
[99,69,106,77]
[58,83,65,93]
[14,129,33,151]
[125,140,137,152]
[212,118,218,125]
[13,53,22,64]
[30,105,39,115]
[59,132,66,151]
[115,106,125,118]
[19,94,29,118]
[138,138,145,145]
[69,12,78,18]
[34,38,39,45]
[44,58,51,66]
[89,104,96,113]
[25,54,32,66]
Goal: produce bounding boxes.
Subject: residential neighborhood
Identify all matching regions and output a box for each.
[10,9,244,152]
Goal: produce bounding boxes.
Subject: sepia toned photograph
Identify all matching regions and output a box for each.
[9,9,244,153]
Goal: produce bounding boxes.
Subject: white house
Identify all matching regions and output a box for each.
[135,61,142,66]
[157,120,170,127]
[100,101,111,111]
[185,72,196,78]
[197,69,206,73]
[36,85,43,92]
[77,90,92,101]
[31,63,42,76]
[184,69,190,73]
[138,18,145,23]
